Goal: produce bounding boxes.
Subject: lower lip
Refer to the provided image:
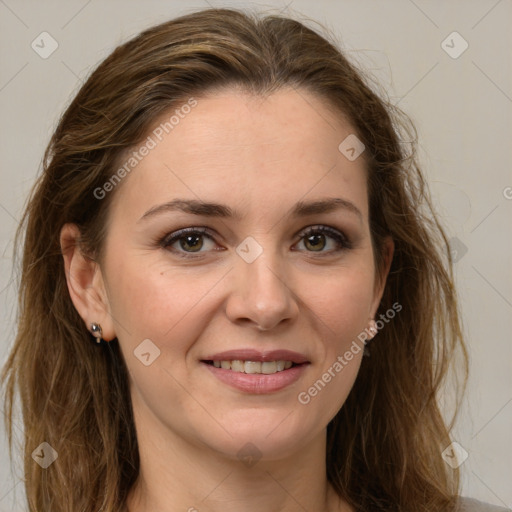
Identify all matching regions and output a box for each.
[202,362,308,394]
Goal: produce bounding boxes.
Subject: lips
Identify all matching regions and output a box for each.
[201,349,310,394]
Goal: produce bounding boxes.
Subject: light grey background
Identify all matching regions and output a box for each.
[1,0,511,510]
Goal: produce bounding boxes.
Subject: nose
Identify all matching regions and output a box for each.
[224,248,299,331]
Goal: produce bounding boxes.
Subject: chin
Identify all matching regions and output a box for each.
[196,412,320,464]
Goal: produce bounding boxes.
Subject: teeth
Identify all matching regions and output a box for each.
[261,361,277,374]
[244,361,261,373]
[231,360,245,372]
[210,360,295,374]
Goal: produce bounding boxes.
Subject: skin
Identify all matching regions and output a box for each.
[61,87,394,512]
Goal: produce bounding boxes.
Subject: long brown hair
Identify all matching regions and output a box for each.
[1,7,468,511]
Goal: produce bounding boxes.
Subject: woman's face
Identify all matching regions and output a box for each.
[97,87,392,461]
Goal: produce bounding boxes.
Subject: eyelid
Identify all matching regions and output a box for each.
[297,224,350,243]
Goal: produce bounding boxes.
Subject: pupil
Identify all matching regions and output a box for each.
[181,235,203,252]
[306,234,325,251]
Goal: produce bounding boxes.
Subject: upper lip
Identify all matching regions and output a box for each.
[203,349,310,364]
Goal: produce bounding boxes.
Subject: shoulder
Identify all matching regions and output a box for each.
[457,497,511,512]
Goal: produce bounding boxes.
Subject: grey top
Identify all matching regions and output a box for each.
[458,497,511,512]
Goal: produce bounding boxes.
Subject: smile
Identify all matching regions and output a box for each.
[206,360,294,374]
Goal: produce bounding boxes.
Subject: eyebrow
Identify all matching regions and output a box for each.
[138,197,363,223]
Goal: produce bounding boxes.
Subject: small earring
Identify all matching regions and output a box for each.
[367,319,378,339]
[363,319,378,357]
[90,323,104,344]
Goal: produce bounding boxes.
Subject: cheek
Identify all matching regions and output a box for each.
[313,265,376,344]
[105,254,226,353]
[296,268,373,423]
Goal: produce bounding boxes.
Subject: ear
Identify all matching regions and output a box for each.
[60,223,116,341]
[369,236,395,319]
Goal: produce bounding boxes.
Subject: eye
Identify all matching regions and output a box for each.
[294,225,350,254]
[159,227,219,258]
[158,225,351,259]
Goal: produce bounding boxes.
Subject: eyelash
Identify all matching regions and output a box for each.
[157,225,352,260]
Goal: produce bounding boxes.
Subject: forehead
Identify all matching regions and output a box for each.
[107,87,369,225]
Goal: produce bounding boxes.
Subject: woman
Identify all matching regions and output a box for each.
[1,7,508,512]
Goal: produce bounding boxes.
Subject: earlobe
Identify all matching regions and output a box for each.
[60,223,116,341]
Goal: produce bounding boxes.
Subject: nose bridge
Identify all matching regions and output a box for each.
[226,237,297,330]
[245,250,286,299]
